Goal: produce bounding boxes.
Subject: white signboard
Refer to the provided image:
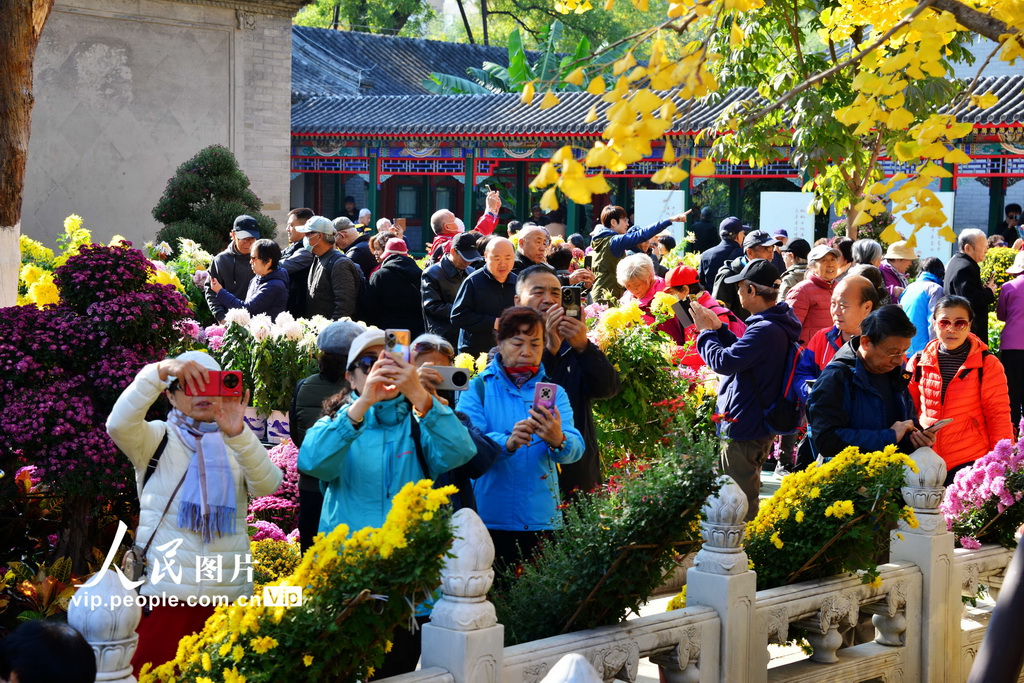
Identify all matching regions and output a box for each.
[891,191,955,263]
[759,192,816,245]
[633,190,687,244]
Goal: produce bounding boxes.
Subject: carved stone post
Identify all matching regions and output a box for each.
[890,446,958,683]
[68,569,142,683]
[421,508,504,682]
[686,475,757,683]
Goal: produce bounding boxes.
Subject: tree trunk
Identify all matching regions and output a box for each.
[57,495,93,575]
[0,0,55,307]
[481,0,489,45]
[455,0,476,44]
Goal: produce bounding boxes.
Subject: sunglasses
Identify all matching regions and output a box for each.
[412,340,455,358]
[936,319,970,331]
[349,354,377,374]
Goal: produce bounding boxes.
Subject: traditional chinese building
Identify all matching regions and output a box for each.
[290,27,1024,252]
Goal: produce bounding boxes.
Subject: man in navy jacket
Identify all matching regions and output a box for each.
[450,237,518,356]
[699,217,745,293]
[693,259,801,521]
[807,305,935,460]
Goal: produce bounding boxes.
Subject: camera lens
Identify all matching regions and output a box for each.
[453,371,468,386]
[222,373,240,389]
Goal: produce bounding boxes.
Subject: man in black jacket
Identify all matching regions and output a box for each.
[422,232,478,348]
[336,216,378,279]
[451,237,518,356]
[691,207,718,253]
[513,224,550,274]
[712,230,779,321]
[300,216,364,320]
[698,217,745,292]
[365,238,425,336]
[281,208,314,318]
[945,229,997,342]
[203,215,260,322]
[515,265,621,499]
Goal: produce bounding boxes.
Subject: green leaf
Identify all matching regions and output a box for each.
[534,20,564,84]
[421,73,491,95]
[507,29,535,87]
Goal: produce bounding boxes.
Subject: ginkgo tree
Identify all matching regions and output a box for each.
[524,0,1023,244]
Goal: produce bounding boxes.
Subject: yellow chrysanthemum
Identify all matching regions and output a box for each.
[27,275,59,308]
[19,263,44,286]
[453,353,476,373]
[650,291,678,320]
[250,635,278,654]
[770,531,784,549]
[475,352,489,373]
[303,654,314,666]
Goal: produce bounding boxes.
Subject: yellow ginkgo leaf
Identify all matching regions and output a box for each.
[866,182,888,196]
[663,142,676,163]
[521,81,536,105]
[919,163,952,178]
[587,76,606,96]
[691,158,716,176]
[565,68,586,87]
[539,91,560,110]
[943,148,971,165]
[937,225,958,243]
[583,103,598,124]
[886,108,915,130]
[904,231,918,249]
[540,186,560,212]
[879,223,903,242]
[970,91,999,109]
[730,22,745,49]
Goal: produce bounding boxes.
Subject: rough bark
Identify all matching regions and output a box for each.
[0,0,55,307]
[932,0,1017,43]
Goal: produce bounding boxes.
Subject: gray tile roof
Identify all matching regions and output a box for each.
[292,26,523,101]
[291,88,758,136]
[291,73,1024,138]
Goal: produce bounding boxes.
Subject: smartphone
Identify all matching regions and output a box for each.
[183,370,244,397]
[583,255,593,270]
[395,217,406,231]
[384,329,411,363]
[561,286,582,320]
[433,365,471,391]
[533,382,558,412]
[671,299,695,328]
[926,418,954,433]
[482,183,493,194]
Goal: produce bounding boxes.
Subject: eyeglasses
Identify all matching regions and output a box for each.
[412,340,455,359]
[349,354,377,374]
[936,319,970,331]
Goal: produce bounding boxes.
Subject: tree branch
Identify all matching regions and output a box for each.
[744,0,937,126]
[932,0,1017,42]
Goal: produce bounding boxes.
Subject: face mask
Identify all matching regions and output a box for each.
[303,235,316,250]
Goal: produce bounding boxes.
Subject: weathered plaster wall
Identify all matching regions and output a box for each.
[23,0,293,248]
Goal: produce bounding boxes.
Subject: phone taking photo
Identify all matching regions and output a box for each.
[385,329,411,363]
[432,365,471,391]
[925,418,954,433]
[671,299,695,328]
[561,286,582,321]
[533,382,558,412]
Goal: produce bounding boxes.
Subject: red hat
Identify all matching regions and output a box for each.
[665,265,699,288]
[382,238,409,257]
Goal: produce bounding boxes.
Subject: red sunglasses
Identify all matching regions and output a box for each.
[936,319,970,331]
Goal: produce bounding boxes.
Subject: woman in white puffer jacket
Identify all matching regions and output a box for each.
[106,351,281,676]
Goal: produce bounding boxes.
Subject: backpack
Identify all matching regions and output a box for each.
[750,341,808,435]
[705,300,746,338]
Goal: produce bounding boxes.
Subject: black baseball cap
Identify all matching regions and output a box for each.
[723,258,782,287]
[743,230,780,249]
[451,232,482,262]
[719,217,743,238]
[780,238,811,259]
[232,215,260,238]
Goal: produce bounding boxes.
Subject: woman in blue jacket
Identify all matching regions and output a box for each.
[457,306,584,570]
[211,239,289,319]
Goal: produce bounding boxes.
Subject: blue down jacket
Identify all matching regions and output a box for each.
[457,359,584,532]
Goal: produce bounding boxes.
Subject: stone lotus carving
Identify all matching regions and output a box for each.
[68,569,142,682]
[430,508,498,632]
[693,476,749,576]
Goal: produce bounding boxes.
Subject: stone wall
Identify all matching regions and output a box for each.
[22,0,297,248]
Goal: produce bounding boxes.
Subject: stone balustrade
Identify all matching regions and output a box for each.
[75,447,1016,682]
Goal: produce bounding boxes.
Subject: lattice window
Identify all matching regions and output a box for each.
[380,158,466,176]
[290,157,369,174]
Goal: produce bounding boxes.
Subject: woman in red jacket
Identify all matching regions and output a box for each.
[907,295,1013,484]
[785,244,839,344]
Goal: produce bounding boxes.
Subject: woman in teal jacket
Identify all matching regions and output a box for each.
[298,329,476,534]
[457,306,584,570]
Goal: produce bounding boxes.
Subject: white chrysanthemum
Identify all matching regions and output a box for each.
[283,322,304,341]
[224,308,251,327]
[275,311,296,327]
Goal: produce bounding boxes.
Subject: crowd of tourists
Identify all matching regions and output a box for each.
[99,196,1024,677]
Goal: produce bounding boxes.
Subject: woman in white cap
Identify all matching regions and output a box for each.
[106,351,282,676]
[298,329,476,676]
[881,240,917,302]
